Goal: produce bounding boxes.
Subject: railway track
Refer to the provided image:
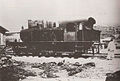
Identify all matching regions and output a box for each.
[5,50,120,58]
[2,45,120,58]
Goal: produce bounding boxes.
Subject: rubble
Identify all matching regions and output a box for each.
[30,60,96,78]
[39,71,59,78]
[82,62,95,69]
[38,62,59,78]
[65,62,95,76]
[0,55,37,81]
[68,67,82,76]
[5,56,120,81]
[31,63,41,68]
[105,70,120,81]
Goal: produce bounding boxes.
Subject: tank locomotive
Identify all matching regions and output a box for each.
[7,17,101,57]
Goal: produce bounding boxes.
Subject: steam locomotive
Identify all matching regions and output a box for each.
[7,17,101,57]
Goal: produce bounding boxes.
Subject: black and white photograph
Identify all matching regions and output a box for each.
[0,0,120,81]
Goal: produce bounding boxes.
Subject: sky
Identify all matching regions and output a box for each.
[0,0,119,32]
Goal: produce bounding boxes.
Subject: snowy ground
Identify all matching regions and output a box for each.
[12,56,120,81]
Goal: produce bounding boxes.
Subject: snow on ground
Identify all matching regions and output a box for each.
[12,56,120,81]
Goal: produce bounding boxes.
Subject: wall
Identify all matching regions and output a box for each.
[0,33,5,45]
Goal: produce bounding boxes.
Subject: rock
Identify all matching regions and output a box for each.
[65,65,78,72]
[106,70,120,81]
[57,62,64,66]
[39,71,59,78]
[57,60,65,66]
[47,72,59,78]
[39,62,59,78]
[0,66,26,81]
[24,70,37,77]
[82,62,95,69]
[40,72,47,78]
[48,62,57,66]
[0,55,37,81]
[6,55,12,59]
[73,62,82,66]
[31,63,41,68]
[66,62,95,76]
[68,67,82,76]
[60,62,83,76]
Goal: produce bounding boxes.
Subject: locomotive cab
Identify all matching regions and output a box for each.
[64,23,76,41]
[60,17,100,42]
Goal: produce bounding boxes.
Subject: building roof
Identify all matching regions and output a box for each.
[0,26,9,34]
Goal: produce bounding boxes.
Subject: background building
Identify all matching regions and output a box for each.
[0,26,8,45]
[5,32,21,42]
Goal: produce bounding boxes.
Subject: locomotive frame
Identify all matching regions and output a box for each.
[7,41,94,57]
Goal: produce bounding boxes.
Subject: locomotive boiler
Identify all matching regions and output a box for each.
[7,17,101,57]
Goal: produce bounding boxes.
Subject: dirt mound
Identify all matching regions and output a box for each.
[0,55,36,81]
[106,70,120,81]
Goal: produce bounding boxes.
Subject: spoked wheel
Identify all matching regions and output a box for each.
[32,50,40,56]
[74,52,82,58]
[13,48,21,56]
[45,52,51,57]
[56,53,62,57]
[68,53,74,58]
[40,52,48,57]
